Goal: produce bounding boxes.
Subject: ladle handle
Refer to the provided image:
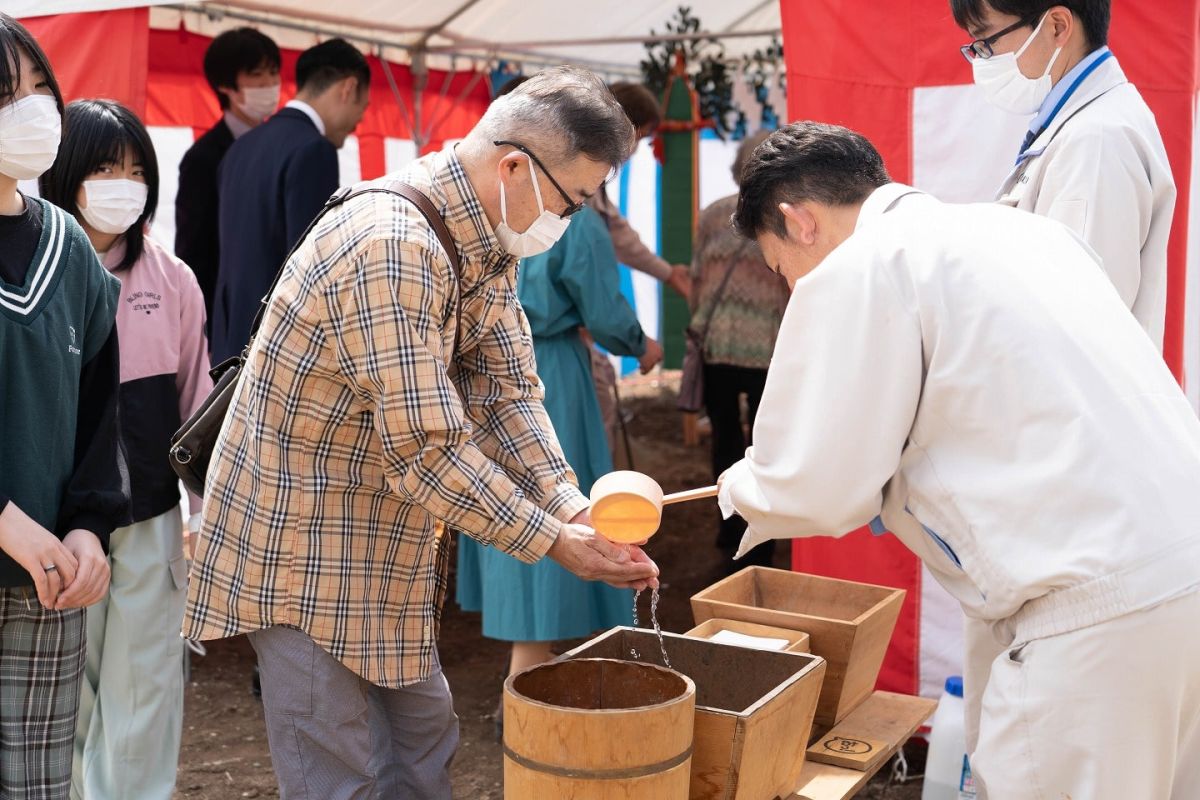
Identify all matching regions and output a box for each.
[661,485,719,506]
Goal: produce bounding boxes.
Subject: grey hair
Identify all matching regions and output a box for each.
[476,66,635,170]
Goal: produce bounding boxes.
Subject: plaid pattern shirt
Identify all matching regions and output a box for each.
[183,147,589,687]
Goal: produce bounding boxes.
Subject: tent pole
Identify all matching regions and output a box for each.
[411,49,428,150]
[721,1,779,35]
[416,0,484,48]
[378,51,419,148]
[427,27,782,53]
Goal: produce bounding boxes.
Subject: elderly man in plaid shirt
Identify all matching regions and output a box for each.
[183,67,659,799]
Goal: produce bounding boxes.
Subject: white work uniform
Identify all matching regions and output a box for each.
[996,53,1176,351]
[720,183,1200,799]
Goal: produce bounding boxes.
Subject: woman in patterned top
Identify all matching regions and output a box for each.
[691,131,791,568]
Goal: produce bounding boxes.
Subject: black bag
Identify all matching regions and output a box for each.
[169,183,463,497]
[677,328,707,413]
[677,250,743,413]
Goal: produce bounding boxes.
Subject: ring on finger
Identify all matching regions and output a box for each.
[43,564,57,573]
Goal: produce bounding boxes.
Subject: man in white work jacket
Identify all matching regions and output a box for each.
[952,0,1175,350]
[720,122,1200,799]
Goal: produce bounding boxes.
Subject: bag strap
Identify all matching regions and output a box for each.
[389,183,464,348]
[244,181,463,355]
[691,239,752,348]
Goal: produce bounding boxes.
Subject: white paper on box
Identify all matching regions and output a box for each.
[707,630,791,651]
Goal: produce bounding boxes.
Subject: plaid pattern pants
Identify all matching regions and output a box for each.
[0,587,86,800]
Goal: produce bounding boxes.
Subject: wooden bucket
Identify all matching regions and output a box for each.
[503,658,695,799]
[559,628,825,800]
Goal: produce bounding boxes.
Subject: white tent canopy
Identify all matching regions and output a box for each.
[15,0,782,77]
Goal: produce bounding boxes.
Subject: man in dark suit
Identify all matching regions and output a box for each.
[211,38,370,363]
[175,27,281,336]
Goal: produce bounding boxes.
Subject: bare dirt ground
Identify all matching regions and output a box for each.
[172,375,924,800]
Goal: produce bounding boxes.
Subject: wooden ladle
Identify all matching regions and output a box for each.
[589,470,718,543]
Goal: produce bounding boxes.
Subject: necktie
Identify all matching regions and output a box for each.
[1018,128,1039,156]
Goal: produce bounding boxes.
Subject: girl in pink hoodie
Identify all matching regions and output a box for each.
[41,98,212,800]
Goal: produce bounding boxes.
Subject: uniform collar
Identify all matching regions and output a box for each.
[1029,46,1112,135]
[1022,53,1126,159]
[855,182,923,232]
[284,99,326,136]
[431,146,511,266]
[388,145,515,294]
[99,237,127,273]
[223,109,254,140]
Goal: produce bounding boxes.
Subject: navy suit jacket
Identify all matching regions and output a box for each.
[176,117,234,334]
[212,107,339,363]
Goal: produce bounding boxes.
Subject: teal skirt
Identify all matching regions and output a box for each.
[456,332,632,641]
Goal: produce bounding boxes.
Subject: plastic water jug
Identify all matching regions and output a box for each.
[922,676,976,800]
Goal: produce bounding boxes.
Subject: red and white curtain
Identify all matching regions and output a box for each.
[22,9,492,247]
[780,0,1200,699]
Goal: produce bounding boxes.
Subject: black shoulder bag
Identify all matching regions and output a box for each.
[169,182,463,497]
[677,243,747,413]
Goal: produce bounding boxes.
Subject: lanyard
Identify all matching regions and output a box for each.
[1018,50,1114,158]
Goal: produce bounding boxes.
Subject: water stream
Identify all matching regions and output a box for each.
[630,588,671,669]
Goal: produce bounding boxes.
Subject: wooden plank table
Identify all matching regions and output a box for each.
[792,691,937,800]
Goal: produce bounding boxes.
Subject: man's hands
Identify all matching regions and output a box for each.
[0,502,78,609]
[639,338,664,375]
[547,523,660,591]
[667,264,692,301]
[56,530,110,610]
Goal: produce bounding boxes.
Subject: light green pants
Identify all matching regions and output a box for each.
[71,510,187,800]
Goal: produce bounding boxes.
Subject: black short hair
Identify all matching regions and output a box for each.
[40,100,159,273]
[950,0,1110,49]
[296,38,370,96]
[0,14,64,114]
[732,122,890,240]
[203,27,281,111]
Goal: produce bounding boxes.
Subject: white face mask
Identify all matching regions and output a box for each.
[494,156,572,258]
[80,179,148,235]
[972,14,1063,115]
[0,95,61,180]
[236,84,280,122]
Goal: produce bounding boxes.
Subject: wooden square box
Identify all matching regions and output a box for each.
[559,626,826,800]
[690,567,905,728]
[685,618,811,653]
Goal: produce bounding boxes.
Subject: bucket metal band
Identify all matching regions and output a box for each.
[502,744,693,781]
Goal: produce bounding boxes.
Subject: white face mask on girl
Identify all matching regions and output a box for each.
[494,156,571,258]
[0,94,61,180]
[972,13,1063,115]
[80,179,148,235]
[236,84,280,122]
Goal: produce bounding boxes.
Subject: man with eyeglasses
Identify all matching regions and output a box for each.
[182,67,660,799]
[952,0,1175,351]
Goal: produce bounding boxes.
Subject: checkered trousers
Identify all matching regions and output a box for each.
[184,147,590,689]
[0,588,86,800]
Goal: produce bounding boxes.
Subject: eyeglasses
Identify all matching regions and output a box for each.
[493,140,585,217]
[959,16,1037,62]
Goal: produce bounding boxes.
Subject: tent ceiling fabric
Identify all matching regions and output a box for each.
[148,0,780,75]
[11,0,176,16]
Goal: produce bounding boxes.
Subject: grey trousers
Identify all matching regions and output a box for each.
[72,510,187,800]
[248,625,458,800]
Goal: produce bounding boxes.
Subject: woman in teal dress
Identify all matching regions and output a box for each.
[457,203,662,677]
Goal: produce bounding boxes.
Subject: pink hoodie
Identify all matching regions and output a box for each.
[104,235,212,517]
